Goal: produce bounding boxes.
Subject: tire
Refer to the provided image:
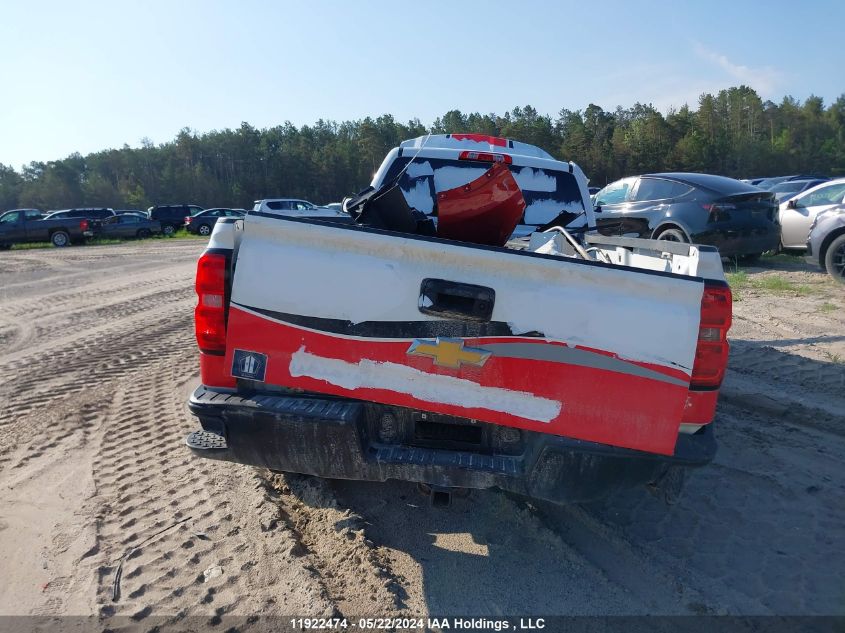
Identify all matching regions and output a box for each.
[51,231,70,247]
[198,224,212,236]
[162,224,175,236]
[655,227,688,243]
[824,234,845,285]
[137,229,151,239]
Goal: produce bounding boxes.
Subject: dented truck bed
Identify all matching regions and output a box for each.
[186,213,730,504]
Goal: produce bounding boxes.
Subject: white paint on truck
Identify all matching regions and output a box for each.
[231,215,704,373]
[289,347,562,423]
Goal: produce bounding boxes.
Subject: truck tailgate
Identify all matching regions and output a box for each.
[225,215,705,455]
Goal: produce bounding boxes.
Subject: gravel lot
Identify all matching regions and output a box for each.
[0,241,842,621]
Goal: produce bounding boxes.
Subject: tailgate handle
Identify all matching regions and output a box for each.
[418,278,495,322]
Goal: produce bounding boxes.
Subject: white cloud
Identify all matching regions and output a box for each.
[693,42,783,97]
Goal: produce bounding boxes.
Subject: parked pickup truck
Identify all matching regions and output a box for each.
[0,208,95,248]
[185,134,732,506]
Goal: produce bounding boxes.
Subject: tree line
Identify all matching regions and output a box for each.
[2,85,844,212]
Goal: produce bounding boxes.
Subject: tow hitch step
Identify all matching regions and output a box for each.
[186,430,228,451]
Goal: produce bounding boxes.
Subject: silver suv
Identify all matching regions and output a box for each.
[806,204,845,284]
[251,199,344,218]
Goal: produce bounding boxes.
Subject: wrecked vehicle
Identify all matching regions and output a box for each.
[185,134,732,505]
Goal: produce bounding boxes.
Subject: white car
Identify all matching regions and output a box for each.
[252,198,344,218]
[779,178,845,249]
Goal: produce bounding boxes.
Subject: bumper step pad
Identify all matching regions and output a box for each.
[186,429,228,451]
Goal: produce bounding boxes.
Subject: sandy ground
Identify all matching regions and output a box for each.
[0,241,842,622]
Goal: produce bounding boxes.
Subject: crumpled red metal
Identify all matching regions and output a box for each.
[436,162,526,246]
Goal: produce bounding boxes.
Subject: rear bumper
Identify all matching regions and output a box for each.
[186,386,716,504]
[694,223,780,257]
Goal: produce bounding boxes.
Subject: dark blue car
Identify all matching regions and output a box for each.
[593,172,781,260]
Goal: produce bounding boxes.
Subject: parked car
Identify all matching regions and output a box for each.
[778,178,845,250]
[114,209,149,218]
[0,208,95,248]
[148,204,204,235]
[768,179,828,203]
[185,208,245,236]
[806,205,845,284]
[593,172,780,260]
[252,199,345,219]
[756,175,827,190]
[95,213,162,239]
[741,178,768,186]
[45,207,115,221]
[324,202,343,212]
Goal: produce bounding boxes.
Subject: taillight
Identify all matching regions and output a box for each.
[458,150,512,164]
[80,219,89,231]
[194,252,227,353]
[691,282,732,388]
[185,216,191,225]
[703,203,736,223]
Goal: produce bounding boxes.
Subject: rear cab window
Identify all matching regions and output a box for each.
[375,154,588,230]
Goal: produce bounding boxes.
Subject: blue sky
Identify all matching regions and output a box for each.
[1,0,843,169]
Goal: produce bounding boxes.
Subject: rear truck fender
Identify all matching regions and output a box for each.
[223,215,712,456]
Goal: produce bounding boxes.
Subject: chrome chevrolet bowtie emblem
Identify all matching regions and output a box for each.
[406,338,491,369]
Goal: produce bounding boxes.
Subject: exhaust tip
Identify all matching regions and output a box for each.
[430,489,452,508]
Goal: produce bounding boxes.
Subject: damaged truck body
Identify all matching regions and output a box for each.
[185,134,732,505]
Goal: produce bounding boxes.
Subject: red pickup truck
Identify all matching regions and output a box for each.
[184,135,731,505]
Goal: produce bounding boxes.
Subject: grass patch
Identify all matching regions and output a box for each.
[820,302,837,313]
[8,230,205,251]
[725,271,820,296]
[88,238,124,246]
[10,241,52,250]
[757,275,795,291]
[761,251,803,264]
[725,270,749,288]
[824,351,844,364]
[150,230,207,241]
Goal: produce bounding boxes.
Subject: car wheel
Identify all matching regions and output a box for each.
[656,228,688,243]
[51,231,70,247]
[162,224,175,236]
[137,229,151,239]
[198,224,212,236]
[824,234,845,285]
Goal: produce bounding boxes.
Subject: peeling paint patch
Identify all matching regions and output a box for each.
[514,167,557,192]
[523,198,585,224]
[289,348,562,423]
[433,166,489,192]
[406,160,434,178]
[401,179,434,213]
